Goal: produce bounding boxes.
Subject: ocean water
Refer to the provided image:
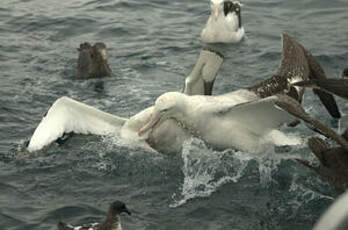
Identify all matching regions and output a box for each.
[1,0,348,229]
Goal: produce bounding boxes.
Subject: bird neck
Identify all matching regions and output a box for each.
[76,51,92,78]
[173,95,190,122]
[97,213,121,230]
[173,96,201,135]
[90,56,111,77]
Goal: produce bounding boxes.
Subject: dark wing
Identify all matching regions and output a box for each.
[294,79,348,100]
[275,94,348,151]
[302,48,341,118]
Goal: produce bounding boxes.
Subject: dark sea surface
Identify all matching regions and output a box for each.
[1,0,348,229]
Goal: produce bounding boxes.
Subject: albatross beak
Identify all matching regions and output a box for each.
[214,4,219,20]
[138,112,160,136]
[123,207,131,215]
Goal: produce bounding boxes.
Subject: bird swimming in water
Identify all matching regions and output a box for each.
[201,0,245,43]
[137,91,300,154]
[26,49,224,154]
[26,34,341,155]
[76,42,112,79]
[57,200,131,230]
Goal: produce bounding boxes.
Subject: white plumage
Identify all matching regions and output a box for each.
[138,91,297,154]
[27,97,127,152]
[201,0,245,43]
[26,50,224,154]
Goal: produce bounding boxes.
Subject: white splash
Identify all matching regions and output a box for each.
[170,138,252,208]
[170,131,307,208]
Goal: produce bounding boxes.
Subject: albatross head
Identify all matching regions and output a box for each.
[210,0,224,20]
[138,92,185,136]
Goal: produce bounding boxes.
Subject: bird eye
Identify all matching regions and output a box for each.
[161,108,169,114]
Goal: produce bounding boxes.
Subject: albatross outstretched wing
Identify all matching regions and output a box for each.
[212,95,294,135]
[27,97,128,152]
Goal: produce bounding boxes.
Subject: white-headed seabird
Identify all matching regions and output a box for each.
[26,48,224,154]
[57,200,131,230]
[26,34,340,155]
[201,0,245,43]
[138,91,297,154]
[136,34,343,153]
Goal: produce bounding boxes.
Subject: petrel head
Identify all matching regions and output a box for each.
[110,200,131,216]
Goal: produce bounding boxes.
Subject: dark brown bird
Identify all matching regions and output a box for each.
[248,33,341,119]
[57,200,131,230]
[76,42,112,79]
[274,94,348,188]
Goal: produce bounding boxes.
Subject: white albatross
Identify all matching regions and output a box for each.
[138,91,298,153]
[26,49,224,153]
[201,0,245,43]
[26,34,340,154]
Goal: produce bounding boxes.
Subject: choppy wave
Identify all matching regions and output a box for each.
[1,0,348,229]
